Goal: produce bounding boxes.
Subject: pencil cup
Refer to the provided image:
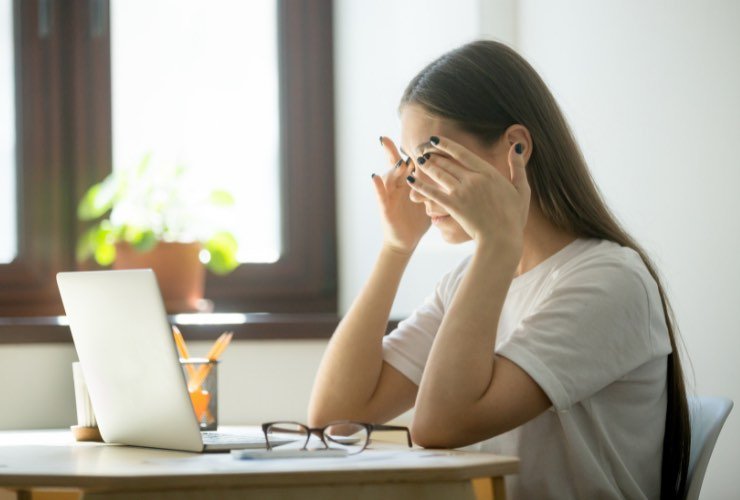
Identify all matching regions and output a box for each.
[181,358,219,430]
[71,361,103,442]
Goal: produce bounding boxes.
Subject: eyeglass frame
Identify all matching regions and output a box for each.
[261,420,412,453]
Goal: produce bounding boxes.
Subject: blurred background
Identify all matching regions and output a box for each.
[1,1,738,498]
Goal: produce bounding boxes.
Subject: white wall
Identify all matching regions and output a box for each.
[497,2,740,498]
[0,345,78,429]
[334,0,482,316]
[0,340,326,429]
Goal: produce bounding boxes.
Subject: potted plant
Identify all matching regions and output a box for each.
[76,154,239,312]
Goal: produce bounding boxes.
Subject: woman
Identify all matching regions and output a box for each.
[308,40,689,499]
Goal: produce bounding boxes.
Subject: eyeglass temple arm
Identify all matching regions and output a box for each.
[370,424,413,447]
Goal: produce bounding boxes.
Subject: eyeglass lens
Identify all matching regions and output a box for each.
[264,422,310,450]
[323,422,368,454]
[264,422,369,454]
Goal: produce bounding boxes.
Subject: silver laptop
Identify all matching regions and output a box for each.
[57,269,291,452]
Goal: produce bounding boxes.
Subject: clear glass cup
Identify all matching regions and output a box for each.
[180,358,218,430]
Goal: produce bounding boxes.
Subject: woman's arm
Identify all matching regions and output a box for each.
[412,244,550,447]
[308,137,429,427]
[406,135,550,447]
[308,246,418,426]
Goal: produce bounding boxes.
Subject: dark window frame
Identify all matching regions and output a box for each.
[0,0,337,330]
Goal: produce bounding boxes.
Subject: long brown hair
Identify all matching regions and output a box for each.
[401,40,690,499]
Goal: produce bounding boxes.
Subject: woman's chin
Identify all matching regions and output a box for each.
[439,227,472,244]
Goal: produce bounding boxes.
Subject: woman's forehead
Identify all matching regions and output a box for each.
[399,105,455,156]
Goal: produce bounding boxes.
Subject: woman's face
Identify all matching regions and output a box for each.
[399,103,511,244]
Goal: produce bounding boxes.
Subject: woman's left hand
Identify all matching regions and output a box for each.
[408,136,531,252]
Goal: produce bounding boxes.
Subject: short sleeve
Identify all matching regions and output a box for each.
[382,256,471,386]
[497,257,672,411]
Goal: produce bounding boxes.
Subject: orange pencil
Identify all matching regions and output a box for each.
[188,332,234,392]
[208,331,233,361]
[172,326,196,378]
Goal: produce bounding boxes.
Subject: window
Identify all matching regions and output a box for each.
[0,0,16,263]
[0,0,336,318]
[111,0,281,263]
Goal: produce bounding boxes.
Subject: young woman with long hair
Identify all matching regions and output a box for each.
[309,40,690,499]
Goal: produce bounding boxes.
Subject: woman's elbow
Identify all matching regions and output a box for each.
[307,396,334,428]
[410,413,463,449]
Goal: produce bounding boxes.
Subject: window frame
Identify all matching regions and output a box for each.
[0,0,337,319]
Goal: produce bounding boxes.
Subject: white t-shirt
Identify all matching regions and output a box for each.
[383,238,671,500]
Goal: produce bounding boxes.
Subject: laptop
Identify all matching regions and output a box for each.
[57,269,293,452]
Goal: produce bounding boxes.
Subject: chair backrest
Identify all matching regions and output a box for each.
[684,396,733,500]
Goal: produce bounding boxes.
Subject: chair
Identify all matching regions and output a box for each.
[685,396,733,500]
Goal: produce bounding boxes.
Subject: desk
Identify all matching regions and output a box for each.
[0,429,518,500]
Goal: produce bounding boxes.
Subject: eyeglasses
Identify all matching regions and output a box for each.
[261,420,412,455]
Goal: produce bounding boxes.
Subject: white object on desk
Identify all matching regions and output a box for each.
[72,361,96,427]
[231,448,349,460]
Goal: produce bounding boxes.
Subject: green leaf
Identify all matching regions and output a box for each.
[76,225,100,262]
[94,242,116,266]
[133,230,158,252]
[77,173,118,221]
[135,152,153,177]
[203,231,239,275]
[119,226,158,252]
[76,222,117,265]
[209,189,235,206]
[121,225,138,243]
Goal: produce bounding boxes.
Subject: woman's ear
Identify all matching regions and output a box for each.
[503,124,532,159]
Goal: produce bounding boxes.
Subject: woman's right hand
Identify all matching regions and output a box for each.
[372,137,431,256]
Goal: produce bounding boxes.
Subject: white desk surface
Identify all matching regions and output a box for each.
[0,427,519,492]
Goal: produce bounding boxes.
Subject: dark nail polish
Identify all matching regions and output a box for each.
[515,143,523,155]
[405,157,412,166]
[430,136,439,145]
[371,173,376,178]
[394,159,403,169]
[379,136,384,146]
[407,175,415,183]
[423,153,431,160]
[417,156,426,165]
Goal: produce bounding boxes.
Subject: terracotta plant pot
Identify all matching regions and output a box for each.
[113,242,206,313]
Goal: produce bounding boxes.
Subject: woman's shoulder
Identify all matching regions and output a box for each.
[563,239,647,272]
[557,238,658,301]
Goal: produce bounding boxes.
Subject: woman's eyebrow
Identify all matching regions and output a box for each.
[400,142,432,158]
[414,140,434,156]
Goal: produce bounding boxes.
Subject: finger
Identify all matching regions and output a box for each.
[508,143,529,193]
[406,175,452,208]
[405,155,417,177]
[379,136,403,167]
[371,173,388,205]
[416,155,461,191]
[412,140,435,159]
[426,136,489,174]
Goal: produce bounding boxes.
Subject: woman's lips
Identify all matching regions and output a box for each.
[430,215,451,224]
